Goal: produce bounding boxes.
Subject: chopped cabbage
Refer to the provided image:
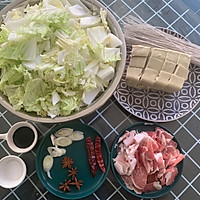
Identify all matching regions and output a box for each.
[0,0,122,117]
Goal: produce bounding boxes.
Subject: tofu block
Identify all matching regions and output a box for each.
[129,56,147,68]
[174,64,189,80]
[152,71,171,90]
[135,84,147,90]
[126,45,191,93]
[140,68,158,87]
[164,74,185,93]
[162,61,177,73]
[166,51,179,63]
[151,48,167,61]
[126,67,143,87]
[177,53,191,68]
[146,57,164,71]
[131,45,151,57]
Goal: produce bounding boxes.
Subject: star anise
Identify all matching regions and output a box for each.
[70,177,83,190]
[68,167,78,180]
[62,156,74,169]
[59,179,71,192]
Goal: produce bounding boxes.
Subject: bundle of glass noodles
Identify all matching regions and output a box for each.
[124,16,200,67]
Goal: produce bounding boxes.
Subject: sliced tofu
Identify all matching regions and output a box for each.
[126,67,143,88]
[131,45,150,57]
[162,61,177,73]
[164,75,185,93]
[177,53,191,68]
[152,71,171,90]
[140,68,158,87]
[146,57,163,71]
[166,51,179,63]
[174,64,189,80]
[151,48,167,60]
[135,83,147,90]
[129,56,147,68]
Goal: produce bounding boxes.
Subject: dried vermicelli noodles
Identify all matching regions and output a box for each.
[123,16,200,66]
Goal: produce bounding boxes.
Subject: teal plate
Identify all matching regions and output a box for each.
[111,122,184,199]
[36,121,110,199]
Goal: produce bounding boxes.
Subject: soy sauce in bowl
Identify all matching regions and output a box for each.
[13,127,35,149]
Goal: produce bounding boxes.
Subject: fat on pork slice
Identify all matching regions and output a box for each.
[113,127,185,194]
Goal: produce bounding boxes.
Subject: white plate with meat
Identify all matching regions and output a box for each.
[110,122,185,199]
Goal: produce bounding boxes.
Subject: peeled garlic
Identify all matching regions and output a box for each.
[43,155,54,179]
[54,128,73,137]
[54,136,72,147]
[47,147,66,157]
[69,131,84,141]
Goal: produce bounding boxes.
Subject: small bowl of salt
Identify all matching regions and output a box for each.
[0,155,26,188]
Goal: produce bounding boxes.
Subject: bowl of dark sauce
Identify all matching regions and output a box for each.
[0,121,38,153]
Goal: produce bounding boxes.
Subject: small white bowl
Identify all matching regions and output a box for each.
[0,155,26,188]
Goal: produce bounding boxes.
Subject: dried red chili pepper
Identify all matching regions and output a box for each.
[95,136,106,173]
[86,137,97,177]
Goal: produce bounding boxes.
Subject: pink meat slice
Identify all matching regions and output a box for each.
[159,176,166,186]
[118,131,130,143]
[147,173,158,183]
[113,150,126,163]
[151,159,159,174]
[113,151,130,175]
[143,181,162,193]
[165,166,178,186]
[166,145,177,154]
[114,160,129,175]
[123,131,136,147]
[127,158,137,175]
[154,153,165,168]
[127,143,139,158]
[138,146,151,173]
[140,137,155,160]
[163,153,173,168]
[157,132,167,151]
[147,131,157,140]
[134,149,140,167]
[134,132,148,144]
[156,127,173,143]
[170,154,185,167]
[131,165,147,190]
[168,139,178,148]
[121,175,142,194]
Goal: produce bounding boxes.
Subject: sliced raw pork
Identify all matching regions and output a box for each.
[113,127,185,194]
